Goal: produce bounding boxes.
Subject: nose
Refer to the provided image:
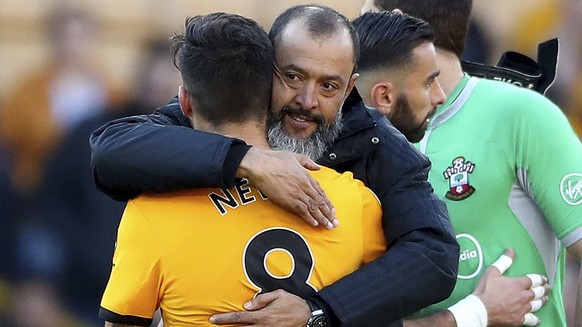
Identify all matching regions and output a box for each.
[432,79,446,106]
[295,81,319,110]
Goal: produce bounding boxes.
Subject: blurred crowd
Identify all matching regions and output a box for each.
[0,4,180,326]
[0,1,580,326]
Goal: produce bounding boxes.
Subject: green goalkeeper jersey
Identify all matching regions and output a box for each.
[415,75,582,326]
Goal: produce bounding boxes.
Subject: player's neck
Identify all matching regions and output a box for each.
[217,122,271,149]
[192,116,270,149]
[435,49,465,98]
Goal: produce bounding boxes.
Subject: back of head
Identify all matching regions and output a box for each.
[269,4,360,70]
[375,0,472,59]
[353,11,434,74]
[171,13,273,125]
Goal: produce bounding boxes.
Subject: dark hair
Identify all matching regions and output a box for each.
[171,13,274,125]
[353,11,434,73]
[374,0,472,59]
[269,4,360,70]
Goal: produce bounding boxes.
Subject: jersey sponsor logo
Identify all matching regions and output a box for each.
[443,157,476,201]
[560,173,582,205]
[456,233,483,279]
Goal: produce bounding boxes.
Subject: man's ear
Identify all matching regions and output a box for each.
[178,85,193,118]
[344,73,360,102]
[370,81,396,116]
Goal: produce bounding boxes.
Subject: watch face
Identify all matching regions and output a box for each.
[312,316,327,327]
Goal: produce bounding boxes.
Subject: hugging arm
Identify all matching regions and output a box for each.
[311,140,460,326]
[89,99,250,201]
[210,142,461,327]
[90,98,336,225]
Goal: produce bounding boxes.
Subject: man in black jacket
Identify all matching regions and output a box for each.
[90,5,459,327]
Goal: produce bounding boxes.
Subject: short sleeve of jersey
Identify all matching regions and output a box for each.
[100,200,162,324]
[509,89,582,244]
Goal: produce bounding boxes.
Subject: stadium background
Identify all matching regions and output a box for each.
[0,0,580,326]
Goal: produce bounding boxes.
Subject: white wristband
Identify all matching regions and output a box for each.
[447,294,488,327]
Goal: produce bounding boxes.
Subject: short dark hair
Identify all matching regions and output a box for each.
[374,0,472,59]
[171,13,274,125]
[269,4,360,70]
[353,11,434,74]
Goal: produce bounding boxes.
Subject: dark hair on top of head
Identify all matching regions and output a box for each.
[374,0,472,59]
[171,12,274,125]
[353,11,434,73]
[269,4,360,70]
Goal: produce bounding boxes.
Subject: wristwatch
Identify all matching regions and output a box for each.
[306,301,327,327]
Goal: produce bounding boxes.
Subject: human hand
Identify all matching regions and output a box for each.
[473,249,550,326]
[209,289,311,326]
[237,147,338,229]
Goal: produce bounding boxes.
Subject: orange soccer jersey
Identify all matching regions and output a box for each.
[100,167,386,326]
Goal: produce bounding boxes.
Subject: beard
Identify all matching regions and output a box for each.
[390,93,430,143]
[267,106,343,161]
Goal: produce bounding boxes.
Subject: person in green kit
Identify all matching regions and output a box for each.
[360,1,582,326]
[209,9,555,327]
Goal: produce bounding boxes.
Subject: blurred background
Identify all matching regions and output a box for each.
[0,0,580,326]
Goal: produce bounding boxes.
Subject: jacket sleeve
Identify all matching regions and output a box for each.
[310,123,459,327]
[89,99,251,201]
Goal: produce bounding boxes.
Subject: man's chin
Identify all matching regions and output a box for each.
[405,127,427,143]
[283,123,317,140]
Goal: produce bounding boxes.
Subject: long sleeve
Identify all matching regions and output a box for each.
[90,93,460,326]
[311,229,458,327]
[89,98,251,201]
[311,164,458,327]
[312,105,459,327]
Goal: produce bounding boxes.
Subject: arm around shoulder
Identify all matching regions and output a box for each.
[89,102,250,201]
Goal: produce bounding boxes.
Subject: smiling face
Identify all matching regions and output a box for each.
[267,18,358,158]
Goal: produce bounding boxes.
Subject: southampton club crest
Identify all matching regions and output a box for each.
[443,156,476,201]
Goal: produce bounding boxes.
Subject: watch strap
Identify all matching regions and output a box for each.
[306,300,326,327]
